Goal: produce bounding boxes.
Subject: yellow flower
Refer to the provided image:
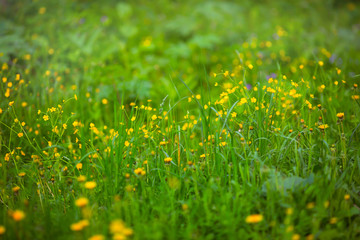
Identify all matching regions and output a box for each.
[18,132,23,138]
[124,141,130,147]
[286,208,293,215]
[18,172,26,177]
[43,115,49,121]
[12,186,20,192]
[318,124,328,130]
[75,197,89,208]
[5,88,10,98]
[110,219,133,237]
[84,181,97,190]
[39,7,46,14]
[245,214,263,224]
[89,235,105,240]
[12,210,25,221]
[330,217,337,224]
[151,115,157,120]
[131,116,136,121]
[240,98,247,105]
[336,112,344,119]
[77,175,87,182]
[102,98,108,105]
[70,219,89,231]
[306,202,315,209]
[164,157,172,163]
[344,194,350,200]
[110,219,126,234]
[134,168,146,176]
[76,163,83,170]
[292,234,300,240]
[0,225,5,235]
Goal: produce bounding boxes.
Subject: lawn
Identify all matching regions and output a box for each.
[0,0,360,239]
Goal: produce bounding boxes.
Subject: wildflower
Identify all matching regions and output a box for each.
[18,172,26,177]
[110,219,133,237]
[5,88,10,98]
[124,141,130,147]
[89,235,105,240]
[336,112,344,120]
[151,115,157,120]
[318,61,324,66]
[39,7,46,14]
[330,217,337,224]
[292,234,300,240]
[306,202,315,209]
[43,115,49,121]
[70,219,89,231]
[131,116,136,121]
[12,210,25,221]
[0,225,5,235]
[12,186,20,193]
[77,175,86,182]
[18,132,23,138]
[240,98,247,105]
[102,98,108,105]
[134,168,146,176]
[318,124,328,131]
[245,214,263,223]
[286,208,293,215]
[344,194,350,200]
[75,197,89,208]
[84,181,97,190]
[164,157,172,164]
[306,234,314,240]
[9,101,14,106]
[76,163,83,170]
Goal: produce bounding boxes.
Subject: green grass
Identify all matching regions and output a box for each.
[1,0,360,239]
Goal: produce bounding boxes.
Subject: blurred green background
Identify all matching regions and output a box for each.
[1,0,359,108]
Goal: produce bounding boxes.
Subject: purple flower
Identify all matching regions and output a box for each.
[266,73,277,80]
[329,54,337,64]
[246,84,252,90]
[101,16,108,23]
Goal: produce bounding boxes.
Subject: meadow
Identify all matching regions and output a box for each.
[1,0,360,239]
